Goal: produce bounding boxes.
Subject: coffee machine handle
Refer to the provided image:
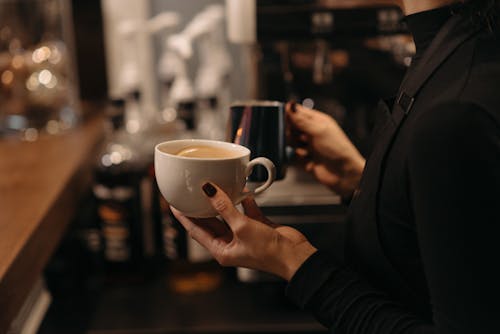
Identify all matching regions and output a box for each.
[239,157,276,201]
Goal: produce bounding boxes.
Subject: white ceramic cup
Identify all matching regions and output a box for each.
[154,139,276,218]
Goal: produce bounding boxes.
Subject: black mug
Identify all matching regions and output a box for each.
[228,100,287,181]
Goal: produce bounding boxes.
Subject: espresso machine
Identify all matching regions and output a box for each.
[253,0,412,155]
[226,0,413,170]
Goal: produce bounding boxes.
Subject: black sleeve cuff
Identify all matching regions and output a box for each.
[285,250,339,309]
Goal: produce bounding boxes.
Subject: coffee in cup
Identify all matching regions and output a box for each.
[155,139,276,218]
[175,145,241,159]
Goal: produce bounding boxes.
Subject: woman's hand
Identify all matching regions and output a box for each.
[286,102,366,198]
[171,182,317,281]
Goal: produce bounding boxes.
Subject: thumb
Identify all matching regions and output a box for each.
[202,182,243,225]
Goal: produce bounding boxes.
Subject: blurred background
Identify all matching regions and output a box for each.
[0,1,415,333]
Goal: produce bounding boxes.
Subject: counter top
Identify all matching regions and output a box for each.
[0,114,106,333]
[39,265,328,334]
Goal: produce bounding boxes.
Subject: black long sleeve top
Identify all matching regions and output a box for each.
[286,7,500,334]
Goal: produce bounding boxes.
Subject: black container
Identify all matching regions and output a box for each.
[229,101,287,181]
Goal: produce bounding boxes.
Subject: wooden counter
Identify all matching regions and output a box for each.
[0,115,106,333]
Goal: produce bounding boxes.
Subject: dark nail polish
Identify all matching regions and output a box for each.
[290,101,297,113]
[202,182,217,197]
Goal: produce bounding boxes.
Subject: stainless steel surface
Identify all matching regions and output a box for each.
[254,166,341,208]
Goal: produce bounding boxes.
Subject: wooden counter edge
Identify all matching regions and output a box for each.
[0,114,106,334]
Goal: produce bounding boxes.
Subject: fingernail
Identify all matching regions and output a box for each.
[202,182,217,197]
[290,101,297,113]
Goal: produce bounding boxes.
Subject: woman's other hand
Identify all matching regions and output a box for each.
[171,182,317,281]
[286,102,366,198]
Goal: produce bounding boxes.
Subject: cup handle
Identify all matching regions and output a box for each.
[237,157,276,202]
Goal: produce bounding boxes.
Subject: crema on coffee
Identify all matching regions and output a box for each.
[174,145,241,159]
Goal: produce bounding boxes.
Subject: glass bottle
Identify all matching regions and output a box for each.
[93,99,155,273]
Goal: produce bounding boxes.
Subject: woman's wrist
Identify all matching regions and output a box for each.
[328,154,365,198]
[280,241,318,282]
[345,148,366,176]
[343,153,365,193]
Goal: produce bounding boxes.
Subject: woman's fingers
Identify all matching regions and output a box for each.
[305,161,315,172]
[299,133,309,143]
[286,102,318,134]
[241,195,262,218]
[285,101,297,114]
[285,101,313,117]
[170,207,195,231]
[202,182,244,227]
[196,217,233,242]
[295,147,310,158]
[171,207,230,252]
[240,196,277,227]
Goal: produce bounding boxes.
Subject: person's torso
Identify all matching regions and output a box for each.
[346,17,500,318]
